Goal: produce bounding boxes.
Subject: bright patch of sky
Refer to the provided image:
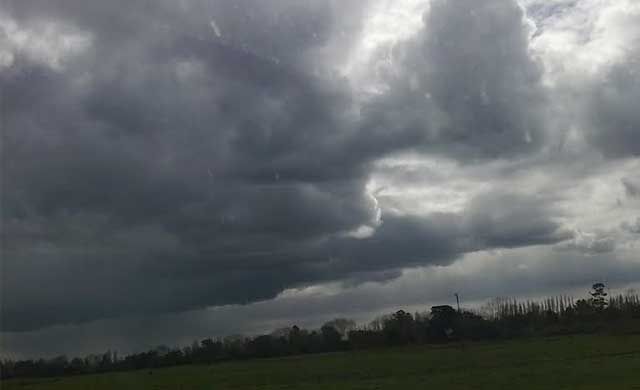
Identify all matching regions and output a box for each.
[0,13,92,70]
[342,0,429,95]
[522,0,640,82]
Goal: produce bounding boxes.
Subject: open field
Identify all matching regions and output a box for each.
[4,334,640,389]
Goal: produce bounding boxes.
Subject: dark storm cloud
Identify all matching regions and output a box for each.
[315,193,571,277]
[0,0,367,68]
[622,177,640,198]
[2,0,575,332]
[584,57,640,158]
[0,0,374,331]
[2,188,570,332]
[360,0,546,161]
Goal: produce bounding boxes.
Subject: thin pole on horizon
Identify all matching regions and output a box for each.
[454,293,460,313]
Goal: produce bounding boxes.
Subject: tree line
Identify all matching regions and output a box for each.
[2,283,640,380]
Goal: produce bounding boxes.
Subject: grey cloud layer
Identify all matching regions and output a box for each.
[361,0,546,161]
[583,57,640,158]
[1,0,637,333]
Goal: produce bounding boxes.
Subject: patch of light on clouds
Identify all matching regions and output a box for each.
[0,13,92,71]
[346,0,640,223]
[522,0,640,83]
[174,59,206,82]
[369,155,489,215]
[342,0,429,95]
[369,149,638,253]
[343,180,383,238]
[209,19,222,38]
[344,224,377,239]
[276,282,344,300]
[555,158,640,231]
[0,49,14,67]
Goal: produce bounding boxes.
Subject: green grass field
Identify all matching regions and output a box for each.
[4,334,640,389]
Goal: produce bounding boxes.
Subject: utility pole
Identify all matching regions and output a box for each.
[454,293,460,313]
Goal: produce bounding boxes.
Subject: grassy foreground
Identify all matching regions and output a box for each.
[4,334,640,390]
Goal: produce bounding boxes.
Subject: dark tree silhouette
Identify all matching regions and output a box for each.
[428,305,458,341]
[590,282,608,310]
[383,310,416,345]
[321,325,342,350]
[4,283,640,380]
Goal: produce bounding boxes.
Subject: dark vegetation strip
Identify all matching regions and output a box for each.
[2,282,639,380]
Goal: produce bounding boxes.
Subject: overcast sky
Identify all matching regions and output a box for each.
[1,0,639,359]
